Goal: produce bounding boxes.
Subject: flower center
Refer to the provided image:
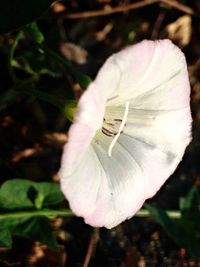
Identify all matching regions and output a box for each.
[101,102,130,157]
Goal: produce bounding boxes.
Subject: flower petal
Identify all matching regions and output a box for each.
[59,39,192,228]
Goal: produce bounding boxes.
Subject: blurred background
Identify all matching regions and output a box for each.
[0,0,200,266]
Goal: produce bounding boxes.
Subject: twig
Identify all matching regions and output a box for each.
[61,0,194,19]
[63,0,159,19]
[82,228,100,267]
[151,11,165,39]
[160,0,194,15]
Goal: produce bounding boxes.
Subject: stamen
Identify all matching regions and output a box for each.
[108,101,129,157]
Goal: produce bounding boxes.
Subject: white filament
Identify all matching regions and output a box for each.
[108,101,130,157]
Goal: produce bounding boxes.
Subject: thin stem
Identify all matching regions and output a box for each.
[13,81,77,121]
[136,209,181,219]
[8,31,24,83]
[35,42,91,89]
[62,0,159,19]
[61,0,193,19]
[82,228,100,267]
[0,208,181,221]
[0,209,73,220]
[161,0,193,15]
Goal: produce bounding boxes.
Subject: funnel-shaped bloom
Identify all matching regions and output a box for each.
[59,40,192,229]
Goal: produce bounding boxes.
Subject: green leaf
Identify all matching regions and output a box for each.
[0,179,72,250]
[14,51,62,78]
[0,89,19,111]
[25,22,45,44]
[145,204,177,235]
[36,43,92,89]
[0,216,58,250]
[180,186,200,216]
[14,83,77,121]
[8,31,24,83]
[146,204,200,259]
[34,182,64,207]
[0,229,12,248]
[14,217,58,250]
[0,179,36,210]
[0,179,64,210]
[0,210,72,249]
[0,0,56,34]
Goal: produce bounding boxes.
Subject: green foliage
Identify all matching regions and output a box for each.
[1,22,90,118]
[0,217,58,250]
[146,185,200,259]
[0,179,72,250]
[0,179,64,210]
[0,0,55,34]
[25,22,45,44]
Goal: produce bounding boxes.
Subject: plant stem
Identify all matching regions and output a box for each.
[35,42,92,89]
[0,208,181,220]
[8,31,24,83]
[13,80,77,121]
[0,209,73,220]
[136,209,181,219]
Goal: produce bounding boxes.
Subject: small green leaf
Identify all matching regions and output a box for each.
[0,229,12,248]
[0,179,64,210]
[34,182,64,207]
[180,186,200,215]
[34,192,45,210]
[25,22,45,44]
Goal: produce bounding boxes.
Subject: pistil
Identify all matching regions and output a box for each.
[108,101,129,157]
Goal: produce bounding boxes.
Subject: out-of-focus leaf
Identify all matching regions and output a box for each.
[0,179,64,210]
[0,179,36,210]
[0,216,58,250]
[25,22,45,44]
[63,100,77,121]
[34,182,64,207]
[0,89,19,111]
[15,217,58,250]
[0,79,37,111]
[0,179,72,249]
[14,84,77,121]
[146,203,200,259]
[37,43,92,89]
[0,0,55,34]
[180,185,200,229]
[180,185,200,214]
[1,80,77,120]
[8,31,24,83]
[145,204,177,235]
[14,51,62,78]
[0,229,12,248]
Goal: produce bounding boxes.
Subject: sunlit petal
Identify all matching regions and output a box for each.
[59,39,192,228]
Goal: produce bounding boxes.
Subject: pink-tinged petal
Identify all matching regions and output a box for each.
[59,39,192,229]
[107,39,190,107]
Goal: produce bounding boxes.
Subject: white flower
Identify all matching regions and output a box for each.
[59,39,192,229]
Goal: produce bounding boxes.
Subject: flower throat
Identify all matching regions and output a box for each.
[101,102,130,157]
